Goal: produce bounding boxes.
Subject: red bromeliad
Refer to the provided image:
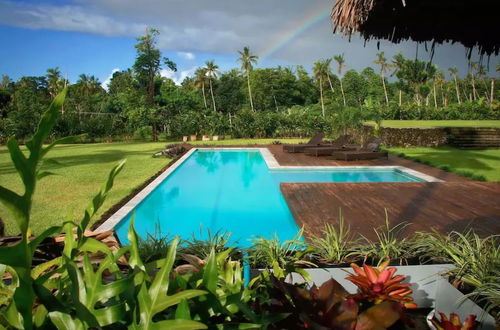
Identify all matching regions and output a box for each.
[431,313,478,330]
[346,260,417,309]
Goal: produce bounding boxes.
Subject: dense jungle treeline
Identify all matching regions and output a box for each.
[0,28,498,143]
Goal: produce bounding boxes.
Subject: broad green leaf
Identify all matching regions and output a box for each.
[27,87,67,155]
[0,185,24,233]
[49,311,85,330]
[79,159,126,231]
[128,218,145,271]
[175,299,191,320]
[153,290,207,315]
[202,250,218,294]
[149,319,207,330]
[29,225,61,255]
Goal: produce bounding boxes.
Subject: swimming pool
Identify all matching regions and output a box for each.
[103,149,436,247]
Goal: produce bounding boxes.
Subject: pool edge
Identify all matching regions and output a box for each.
[96,147,442,231]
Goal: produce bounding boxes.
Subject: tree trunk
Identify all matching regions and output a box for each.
[491,79,495,104]
[319,76,325,117]
[273,94,279,112]
[433,83,438,108]
[399,90,402,106]
[201,82,208,109]
[454,76,461,104]
[327,74,335,94]
[339,78,346,106]
[247,73,254,112]
[471,75,477,101]
[209,78,217,112]
[381,75,389,105]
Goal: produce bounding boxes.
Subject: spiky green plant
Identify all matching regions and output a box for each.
[357,212,412,265]
[308,216,359,264]
[248,229,315,280]
[181,230,234,260]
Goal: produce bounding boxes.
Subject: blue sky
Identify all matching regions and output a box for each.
[0,0,498,87]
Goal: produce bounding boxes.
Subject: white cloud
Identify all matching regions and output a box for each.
[177,52,195,60]
[0,0,495,72]
[160,66,197,86]
[101,68,120,91]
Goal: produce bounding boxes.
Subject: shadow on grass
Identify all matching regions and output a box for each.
[0,146,165,175]
[394,147,500,179]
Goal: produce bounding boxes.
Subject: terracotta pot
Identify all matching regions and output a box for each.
[202,135,210,141]
[212,135,219,141]
[182,136,188,142]
[189,135,197,141]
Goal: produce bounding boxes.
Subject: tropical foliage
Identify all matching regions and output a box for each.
[0,29,498,144]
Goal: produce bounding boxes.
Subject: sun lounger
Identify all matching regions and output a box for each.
[282,133,325,153]
[304,135,355,156]
[331,137,388,161]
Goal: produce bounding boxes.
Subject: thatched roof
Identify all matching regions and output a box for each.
[331,0,500,57]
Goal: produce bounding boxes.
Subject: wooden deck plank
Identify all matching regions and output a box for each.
[281,182,500,240]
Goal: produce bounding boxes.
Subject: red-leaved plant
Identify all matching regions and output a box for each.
[346,260,417,309]
[431,312,478,330]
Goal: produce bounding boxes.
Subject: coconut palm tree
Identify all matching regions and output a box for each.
[237,46,259,112]
[46,67,64,98]
[313,61,327,117]
[434,71,447,107]
[324,58,336,95]
[469,61,479,101]
[392,53,406,106]
[194,68,208,110]
[333,54,346,106]
[448,67,461,104]
[374,52,391,105]
[77,74,91,96]
[205,60,219,112]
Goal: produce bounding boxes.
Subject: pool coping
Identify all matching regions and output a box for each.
[96,147,442,231]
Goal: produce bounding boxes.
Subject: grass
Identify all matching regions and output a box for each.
[388,147,500,181]
[364,120,500,128]
[0,138,304,235]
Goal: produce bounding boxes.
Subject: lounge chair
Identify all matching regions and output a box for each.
[282,133,325,153]
[304,135,355,157]
[331,137,388,161]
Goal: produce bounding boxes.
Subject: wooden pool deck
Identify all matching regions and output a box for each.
[265,145,500,238]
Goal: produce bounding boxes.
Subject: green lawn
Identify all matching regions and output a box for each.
[364,120,500,128]
[0,138,305,235]
[388,147,500,181]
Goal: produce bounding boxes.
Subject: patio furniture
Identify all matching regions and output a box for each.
[331,137,388,161]
[282,133,325,153]
[304,135,355,157]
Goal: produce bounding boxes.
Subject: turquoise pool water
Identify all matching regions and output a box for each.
[115,150,422,247]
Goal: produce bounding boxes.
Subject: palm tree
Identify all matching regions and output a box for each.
[448,67,461,104]
[194,68,208,110]
[324,58,335,95]
[205,60,219,112]
[392,53,406,106]
[46,67,63,98]
[237,46,259,112]
[469,61,478,101]
[77,74,90,96]
[374,52,390,105]
[313,61,327,117]
[434,71,446,107]
[333,54,346,106]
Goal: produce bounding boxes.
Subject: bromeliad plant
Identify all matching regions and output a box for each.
[431,312,478,330]
[346,260,417,309]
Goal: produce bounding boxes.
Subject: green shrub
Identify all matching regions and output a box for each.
[133,125,153,140]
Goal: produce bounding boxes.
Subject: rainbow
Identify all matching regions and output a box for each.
[259,5,331,59]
